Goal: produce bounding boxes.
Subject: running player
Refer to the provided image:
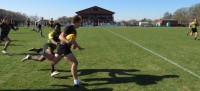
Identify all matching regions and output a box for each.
[21,23,62,77]
[26,18,30,29]
[189,18,199,40]
[37,17,44,37]
[49,18,54,30]
[0,16,19,54]
[49,15,85,87]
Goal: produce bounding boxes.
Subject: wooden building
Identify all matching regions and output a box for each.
[76,6,115,26]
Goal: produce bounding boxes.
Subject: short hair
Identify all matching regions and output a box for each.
[53,23,61,28]
[72,15,82,23]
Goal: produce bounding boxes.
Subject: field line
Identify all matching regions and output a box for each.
[103,28,200,79]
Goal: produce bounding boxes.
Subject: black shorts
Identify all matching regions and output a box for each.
[38,24,42,30]
[192,28,197,33]
[43,43,56,55]
[50,24,54,28]
[57,45,72,56]
[0,33,7,40]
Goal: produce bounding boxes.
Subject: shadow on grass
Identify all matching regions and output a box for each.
[52,85,113,91]
[1,85,113,91]
[7,52,39,56]
[38,68,179,89]
[0,43,22,46]
[55,69,178,85]
[76,69,179,86]
[39,69,140,79]
[78,69,140,77]
[83,74,179,86]
[11,39,19,42]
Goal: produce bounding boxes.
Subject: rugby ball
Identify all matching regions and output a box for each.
[66,34,76,41]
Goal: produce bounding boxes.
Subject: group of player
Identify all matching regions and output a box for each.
[0,15,199,87]
[0,15,85,87]
[26,17,55,37]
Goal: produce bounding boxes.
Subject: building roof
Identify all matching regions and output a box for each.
[76,6,115,15]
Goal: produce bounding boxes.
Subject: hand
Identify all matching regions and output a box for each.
[77,47,84,51]
[72,45,77,49]
[56,42,60,46]
[66,39,75,44]
[15,27,19,31]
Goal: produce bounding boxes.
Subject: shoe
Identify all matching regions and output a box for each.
[51,71,60,77]
[28,48,37,51]
[21,55,30,62]
[74,82,88,87]
[2,50,8,54]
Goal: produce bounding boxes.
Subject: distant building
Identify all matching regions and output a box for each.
[76,6,115,26]
[139,22,149,27]
[156,19,178,27]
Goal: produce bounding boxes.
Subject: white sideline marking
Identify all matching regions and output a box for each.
[104,28,200,79]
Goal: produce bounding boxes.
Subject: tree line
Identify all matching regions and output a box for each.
[0,8,74,26]
[0,9,27,23]
[121,3,200,26]
[162,3,200,25]
[0,3,199,26]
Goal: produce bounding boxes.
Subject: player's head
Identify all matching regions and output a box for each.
[41,17,43,20]
[53,23,61,32]
[72,15,82,28]
[194,18,197,22]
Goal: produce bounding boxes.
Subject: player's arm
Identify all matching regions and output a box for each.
[48,32,59,45]
[59,32,72,44]
[189,23,192,29]
[72,39,84,50]
[10,24,18,31]
[59,32,83,50]
[50,38,59,45]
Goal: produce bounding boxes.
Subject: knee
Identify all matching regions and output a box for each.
[49,61,56,65]
[52,61,58,65]
[7,40,11,43]
[72,61,78,66]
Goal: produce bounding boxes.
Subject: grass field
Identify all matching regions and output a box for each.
[0,26,200,91]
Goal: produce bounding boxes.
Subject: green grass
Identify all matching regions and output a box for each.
[0,26,200,91]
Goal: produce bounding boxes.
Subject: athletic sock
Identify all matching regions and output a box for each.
[51,65,55,73]
[3,48,6,51]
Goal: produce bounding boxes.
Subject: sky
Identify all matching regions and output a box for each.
[0,0,200,21]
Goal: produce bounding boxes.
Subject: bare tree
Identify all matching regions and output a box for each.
[172,3,200,25]
[127,19,138,26]
[173,8,188,24]
[162,12,172,19]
